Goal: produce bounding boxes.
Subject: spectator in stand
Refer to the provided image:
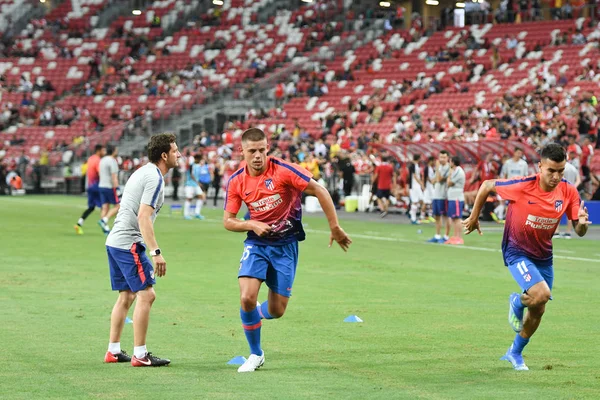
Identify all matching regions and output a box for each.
[561,0,573,19]
[580,135,595,191]
[506,35,518,50]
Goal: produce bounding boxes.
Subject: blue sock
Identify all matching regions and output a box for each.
[258,301,273,320]
[511,334,530,355]
[240,307,262,356]
[512,294,525,310]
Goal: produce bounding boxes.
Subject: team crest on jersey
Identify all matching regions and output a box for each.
[555,200,563,212]
[265,179,275,191]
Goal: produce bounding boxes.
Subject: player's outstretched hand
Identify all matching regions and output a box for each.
[251,220,272,237]
[329,225,352,252]
[578,200,592,225]
[462,216,482,236]
[153,254,167,277]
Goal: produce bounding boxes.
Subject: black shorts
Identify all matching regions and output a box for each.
[200,182,210,193]
[376,189,391,199]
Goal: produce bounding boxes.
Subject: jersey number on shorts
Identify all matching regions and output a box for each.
[239,245,253,271]
[241,245,253,261]
[516,261,532,282]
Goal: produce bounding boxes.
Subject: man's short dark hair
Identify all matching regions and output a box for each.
[413,154,421,161]
[540,143,566,163]
[428,156,435,162]
[440,150,449,156]
[514,147,522,153]
[451,156,461,166]
[148,133,176,163]
[106,145,115,155]
[94,144,104,153]
[242,128,266,143]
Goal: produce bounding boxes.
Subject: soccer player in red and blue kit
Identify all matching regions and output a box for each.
[223,128,352,372]
[463,143,590,371]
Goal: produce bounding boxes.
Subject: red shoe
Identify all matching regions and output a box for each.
[104,350,131,363]
[131,352,171,367]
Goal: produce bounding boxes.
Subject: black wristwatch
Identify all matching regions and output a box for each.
[150,248,161,257]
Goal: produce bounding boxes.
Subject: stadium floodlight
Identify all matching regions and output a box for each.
[425,0,439,5]
[213,0,224,5]
[301,0,313,2]
[39,0,45,3]
[132,9,142,15]
[379,1,391,7]
[456,2,466,7]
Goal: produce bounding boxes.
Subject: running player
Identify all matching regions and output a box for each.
[428,150,451,243]
[104,133,180,367]
[183,154,205,220]
[462,143,590,371]
[98,145,120,234]
[223,128,352,373]
[74,144,105,234]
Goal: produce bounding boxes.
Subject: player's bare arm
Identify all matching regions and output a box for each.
[462,179,498,235]
[372,171,378,183]
[469,168,479,185]
[223,211,272,237]
[414,172,425,191]
[574,172,582,188]
[434,163,442,184]
[303,179,352,251]
[447,173,454,187]
[572,200,591,237]
[138,203,166,277]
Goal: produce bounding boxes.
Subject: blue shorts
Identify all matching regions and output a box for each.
[447,200,464,219]
[238,241,299,297]
[432,199,447,216]
[107,242,156,292]
[507,256,554,293]
[87,184,102,208]
[99,187,120,205]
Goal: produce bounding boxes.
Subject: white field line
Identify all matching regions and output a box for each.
[5,198,597,262]
[304,229,600,264]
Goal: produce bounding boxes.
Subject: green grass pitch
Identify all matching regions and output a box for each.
[1,196,599,399]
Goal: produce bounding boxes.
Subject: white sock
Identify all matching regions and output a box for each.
[77,218,84,226]
[102,217,109,224]
[184,200,191,217]
[108,342,121,354]
[134,345,147,358]
[434,234,441,239]
[196,199,203,215]
[410,204,418,221]
[444,235,449,240]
